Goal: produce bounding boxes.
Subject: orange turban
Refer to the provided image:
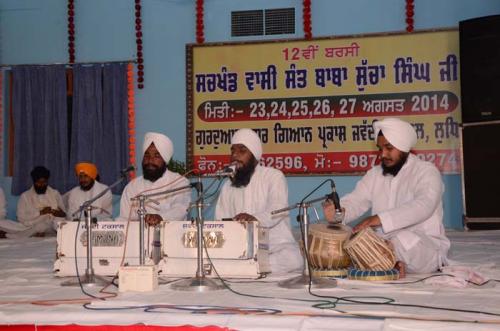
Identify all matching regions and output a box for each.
[75,162,98,180]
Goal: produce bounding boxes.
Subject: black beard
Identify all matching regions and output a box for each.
[382,153,409,176]
[34,186,47,194]
[231,159,257,188]
[80,180,95,192]
[143,163,167,182]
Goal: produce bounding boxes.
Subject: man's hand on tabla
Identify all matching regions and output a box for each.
[352,215,381,233]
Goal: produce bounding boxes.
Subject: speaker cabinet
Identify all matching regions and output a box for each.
[462,123,500,228]
[459,15,500,123]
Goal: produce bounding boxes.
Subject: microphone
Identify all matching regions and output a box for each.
[120,165,135,176]
[202,163,237,178]
[222,163,237,177]
[327,180,341,212]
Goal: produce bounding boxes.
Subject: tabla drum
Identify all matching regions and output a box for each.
[307,223,352,277]
[344,227,396,271]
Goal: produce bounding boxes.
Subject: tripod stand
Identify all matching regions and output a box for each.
[62,174,127,287]
[272,196,337,289]
[170,177,225,291]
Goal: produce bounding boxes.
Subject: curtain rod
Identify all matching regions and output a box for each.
[0,59,137,68]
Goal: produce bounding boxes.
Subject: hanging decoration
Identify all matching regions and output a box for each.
[303,0,312,40]
[196,0,205,43]
[406,0,415,32]
[67,0,75,63]
[127,63,136,178]
[135,0,145,89]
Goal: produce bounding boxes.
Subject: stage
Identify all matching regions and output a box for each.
[1,230,500,330]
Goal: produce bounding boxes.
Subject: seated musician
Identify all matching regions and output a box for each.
[0,166,66,239]
[215,128,303,275]
[323,118,450,277]
[118,132,191,224]
[66,162,112,221]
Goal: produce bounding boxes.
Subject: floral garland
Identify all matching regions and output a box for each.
[303,0,312,40]
[196,0,205,43]
[68,0,75,63]
[127,63,136,178]
[406,0,414,32]
[135,0,144,89]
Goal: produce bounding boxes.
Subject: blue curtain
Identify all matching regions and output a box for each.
[11,65,70,195]
[69,63,129,193]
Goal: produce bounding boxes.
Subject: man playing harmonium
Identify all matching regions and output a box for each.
[118,132,191,224]
[323,117,450,278]
[215,128,303,275]
[66,162,113,221]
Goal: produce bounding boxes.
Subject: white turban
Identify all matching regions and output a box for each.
[142,132,174,163]
[231,128,263,161]
[373,118,417,153]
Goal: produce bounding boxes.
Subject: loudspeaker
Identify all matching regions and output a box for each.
[462,123,500,228]
[459,15,500,123]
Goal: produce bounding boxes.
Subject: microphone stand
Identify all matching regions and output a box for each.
[272,195,337,289]
[170,176,225,291]
[131,183,193,265]
[62,173,127,287]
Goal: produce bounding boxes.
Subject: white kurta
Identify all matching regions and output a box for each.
[0,186,67,239]
[66,181,113,221]
[118,170,191,222]
[0,188,20,234]
[341,154,450,273]
[215,165,303,275]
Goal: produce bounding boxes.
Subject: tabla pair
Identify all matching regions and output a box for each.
[307,223,396,273]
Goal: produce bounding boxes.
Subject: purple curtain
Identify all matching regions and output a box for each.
[11,65,70,194]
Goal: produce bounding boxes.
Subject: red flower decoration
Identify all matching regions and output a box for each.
[303,0,312,39]
[134,0,145,89]
[67,0,75,63]
[196,0,205,43]
[405,0,415,33]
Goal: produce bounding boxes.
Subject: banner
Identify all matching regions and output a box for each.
[187,29,461,174]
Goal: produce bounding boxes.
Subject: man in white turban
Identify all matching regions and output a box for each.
[118,132,191,224]
[215,128,303,275]
[323,117,449,277]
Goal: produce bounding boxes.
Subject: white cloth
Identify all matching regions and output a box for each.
[215,165,303,275]
[143,132,174,163]
[231,128,263,161]
[118,170,191,222]
[0,188,21,235]
[66,181,113,221]
[341,154,450,273]
[1,186,66,239]
[0,187,8,220]
[373,117,417,152]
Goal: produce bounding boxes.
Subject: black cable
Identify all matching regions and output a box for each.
[200,231,337,308]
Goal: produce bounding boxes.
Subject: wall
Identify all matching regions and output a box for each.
[1,0,500,228]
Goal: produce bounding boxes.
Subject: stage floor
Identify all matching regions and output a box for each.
[1,230,500,331]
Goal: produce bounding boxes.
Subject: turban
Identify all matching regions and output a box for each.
[231,128,263,161]
[30,166,50,181]
[373,118,417,153]
[143,132,174,163]
[75,162,98,180]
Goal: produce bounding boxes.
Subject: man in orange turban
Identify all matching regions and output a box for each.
[66,162,113,221]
